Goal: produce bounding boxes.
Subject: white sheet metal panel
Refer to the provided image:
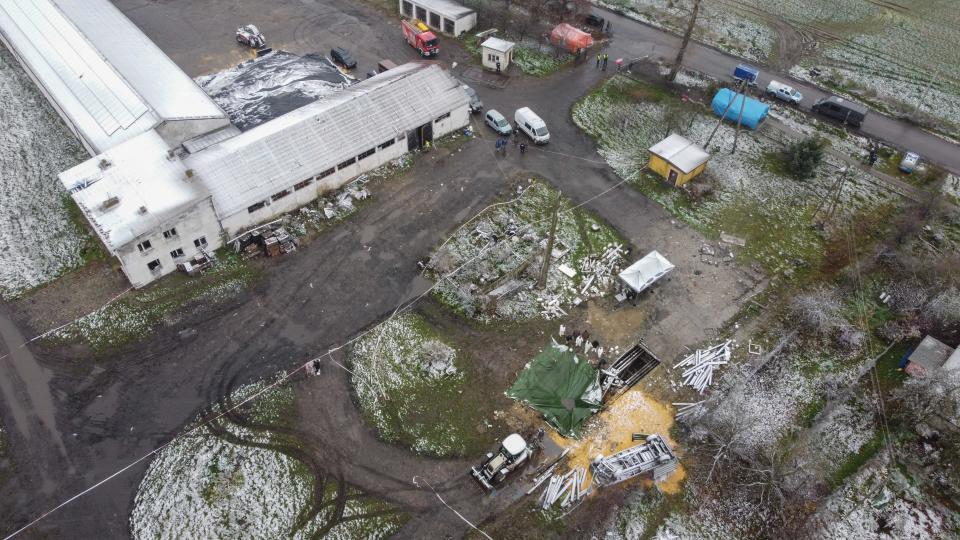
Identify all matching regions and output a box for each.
[52,0,225,121]
[0,0,158,152]
[618,251,675,293]
[408,0,474,19]
[648,133,710,174]
[188,63,469,218]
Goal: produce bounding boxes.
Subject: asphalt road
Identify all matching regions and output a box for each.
[592,5,960,175]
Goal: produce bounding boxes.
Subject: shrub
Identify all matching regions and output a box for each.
[785,137,825,180]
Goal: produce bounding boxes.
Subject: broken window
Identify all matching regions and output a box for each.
[416,6,426,20]
[429,12,440,28]
[247,201,266,213]
[162,227,178,239]
[193,237,207,248]
[147,259,161,271]
[170,248,184,258]
[271,189,290,201]
[435,112,451,123]
[402,0,412,16]
[357,148,375,161]
[337,157,356,170]
[318,167,335,179]
[294,178,313,191]
[137,240,152,252]
[378,139,395,150]
[443,18,454,34]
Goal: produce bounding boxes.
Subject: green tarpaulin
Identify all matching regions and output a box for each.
[506,340,602,438]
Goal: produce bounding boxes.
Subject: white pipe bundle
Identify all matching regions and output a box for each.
[536,467,590,509]
[673,401,705,420]
[674,341,731,394]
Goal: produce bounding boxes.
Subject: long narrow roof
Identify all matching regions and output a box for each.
[187,62,469,218]
[410,0,475,19]
[0,0,225,153]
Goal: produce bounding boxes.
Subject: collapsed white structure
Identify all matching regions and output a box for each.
[618,250,675,293]
[0,0,230,155]
[59,63,470,287]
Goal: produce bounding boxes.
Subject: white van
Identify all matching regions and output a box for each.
[765,80,802,104]
[515,107,550,144]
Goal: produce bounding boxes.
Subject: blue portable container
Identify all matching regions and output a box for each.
[732,63,759,85]
[711,88,769,130]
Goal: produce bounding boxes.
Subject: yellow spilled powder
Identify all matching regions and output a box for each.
[549,388,686,494]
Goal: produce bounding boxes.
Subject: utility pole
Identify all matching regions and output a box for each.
[537,192,562,289]
[667,0,701,82]
[730,87,748,154]
[705,80,743,147]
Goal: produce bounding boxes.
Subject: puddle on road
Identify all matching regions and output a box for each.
[0,309,68,459]
[549,388,685,495]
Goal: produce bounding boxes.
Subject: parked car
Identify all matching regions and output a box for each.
[484,109,512,135]
[812,96,868,128]
[585,14,605,28]
[732,63,759,87]
[236,24,266,48]
[765,80,802,104]
[515,107,549,144]
[330,47,357,69]
[461,85,483,113]
[899,151,920,173]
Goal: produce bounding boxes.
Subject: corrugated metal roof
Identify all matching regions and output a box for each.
[182,125,242,154]
[187,63,469,218]
[53,0,225,121]
[0,0,225,154]
[410,0,475,19]
[481,37,515,53]
[59,131,207,250]
[649,134,710,174]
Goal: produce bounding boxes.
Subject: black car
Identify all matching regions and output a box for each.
[811,96,868,128]
[585,14,605,28]
[330,47,357,69]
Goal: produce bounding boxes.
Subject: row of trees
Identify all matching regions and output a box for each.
[460,0,593,43]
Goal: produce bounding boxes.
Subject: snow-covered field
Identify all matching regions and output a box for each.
[427,180,626,321]
[131,381,405,539]
[196,51,350,130]
[596,0,775,62]
[0,46,94,299]
[574,76,894,276]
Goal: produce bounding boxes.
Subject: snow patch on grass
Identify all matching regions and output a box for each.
[350,313,490,456]
[0,46,98,299]
[131,381,405,539]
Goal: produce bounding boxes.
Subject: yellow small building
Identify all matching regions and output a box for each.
[648,134,710,186]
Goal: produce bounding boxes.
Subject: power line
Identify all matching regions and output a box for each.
[5,138,633,538]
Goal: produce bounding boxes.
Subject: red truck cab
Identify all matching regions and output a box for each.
[401,19,439,57]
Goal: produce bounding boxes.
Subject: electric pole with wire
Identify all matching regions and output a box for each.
[667,0,702,82]
[538,192,562,289]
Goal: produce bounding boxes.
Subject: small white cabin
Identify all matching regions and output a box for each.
[481,37,515,72]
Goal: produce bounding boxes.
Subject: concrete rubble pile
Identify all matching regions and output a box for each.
[674,340,731,394]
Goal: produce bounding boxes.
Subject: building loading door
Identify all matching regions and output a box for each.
[407,122,434,150]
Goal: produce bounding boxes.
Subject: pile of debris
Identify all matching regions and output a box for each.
[674,340,731,394]
[673,400,706,421]
[530,466,591,509]
[577,243,625,296]
[232,221,298,259]
[591,434,678,487]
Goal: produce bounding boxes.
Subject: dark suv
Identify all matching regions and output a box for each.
[330,47,357,69]
[812,96,867,128]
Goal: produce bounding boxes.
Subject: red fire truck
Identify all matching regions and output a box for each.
[401,19,439,57]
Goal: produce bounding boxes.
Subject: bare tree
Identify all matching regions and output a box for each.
[667,0,702,82]
[790,286,847,336]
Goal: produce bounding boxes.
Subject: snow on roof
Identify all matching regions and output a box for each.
[187,62,469,218]
[0,0,225,154]
[60,131,207,251]
[648,134,710,174]
[618,251,675,293]
[409,0,474,19]
[481,37,515,53]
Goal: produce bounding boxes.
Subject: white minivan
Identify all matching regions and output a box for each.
[515,107,550,144]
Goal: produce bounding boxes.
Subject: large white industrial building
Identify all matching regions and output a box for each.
[1,0,470,288]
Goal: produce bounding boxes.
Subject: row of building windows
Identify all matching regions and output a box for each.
[142,236,207,273]
[246,135,404,215]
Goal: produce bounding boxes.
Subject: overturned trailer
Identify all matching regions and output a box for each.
[591,434,678,486]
